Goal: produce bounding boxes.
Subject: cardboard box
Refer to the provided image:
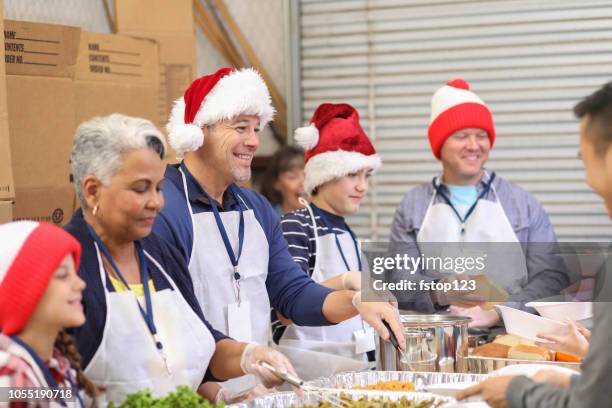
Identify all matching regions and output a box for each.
[115,0,194,31]
[0,200,12,224]
[74,31,159,123]
[0,116,12,200]
[115,0,196,159]
[7,75,76,190]
[4,20,80,194]
[0,0,15,200]
[4,20,159,222]
[12,186,75,226]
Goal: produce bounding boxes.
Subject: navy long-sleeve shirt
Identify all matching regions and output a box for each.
[64,209,228,382]
[153,163,334,329]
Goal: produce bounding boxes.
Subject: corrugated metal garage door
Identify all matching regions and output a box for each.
[297,0,612,242]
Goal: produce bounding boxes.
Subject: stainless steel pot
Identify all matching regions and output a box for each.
[378,314,470,373]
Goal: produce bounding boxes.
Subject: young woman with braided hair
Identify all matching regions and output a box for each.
[0,221,93,407]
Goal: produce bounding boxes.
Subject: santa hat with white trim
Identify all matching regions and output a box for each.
[0,221,81,335]
[294,103,381,194]
[428,78,495,159]
[167,67,275,159]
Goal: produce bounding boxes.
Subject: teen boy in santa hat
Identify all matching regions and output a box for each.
[274,103,382,379]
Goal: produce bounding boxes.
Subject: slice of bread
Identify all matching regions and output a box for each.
[473,342,510,358]
[493,334,524,347]
[508,344,553,361]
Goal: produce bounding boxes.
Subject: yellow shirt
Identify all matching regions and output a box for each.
[109,274,156,297]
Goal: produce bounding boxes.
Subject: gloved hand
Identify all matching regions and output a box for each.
[341,271,362,290]
[352,291,405,348]
[240,343,297,388]
[213,384,275,404]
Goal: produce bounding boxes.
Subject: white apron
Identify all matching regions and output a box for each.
[416,173,528,294]
[84,244,216,406]
[180,168,270,392]
[278,204,370,380]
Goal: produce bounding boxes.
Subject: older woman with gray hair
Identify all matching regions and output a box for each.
[65,113,298,405]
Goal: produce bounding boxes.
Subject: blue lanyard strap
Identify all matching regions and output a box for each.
[10,336,84,407]
[431,172,496,234]
[85,225,162,351]
[312,206,362,272]
[201,185,245,281]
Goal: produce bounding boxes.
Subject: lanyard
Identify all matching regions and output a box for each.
[312,205,362,271]
[432,172,496,235]
[86,225,171,373]
[10,336,84,407]
[201,184,245,304]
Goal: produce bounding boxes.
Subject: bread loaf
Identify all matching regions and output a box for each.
[507,344,553,361]
[493,334,523,347]
[473,342,510,358]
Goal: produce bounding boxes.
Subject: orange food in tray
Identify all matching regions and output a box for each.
[555,352,582,362]
[353,380,416,391]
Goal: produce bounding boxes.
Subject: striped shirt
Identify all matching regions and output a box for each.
[272,204,352,342]
[281,205,352,277]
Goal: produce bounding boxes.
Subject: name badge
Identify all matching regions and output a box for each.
[354,326,376,354]
[228,301,253,342]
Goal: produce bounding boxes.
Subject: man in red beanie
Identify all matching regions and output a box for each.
[390,79,568,328]
[153,68,404,397]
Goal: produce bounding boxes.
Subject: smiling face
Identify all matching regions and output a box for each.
[26,254,86,331]
[313,168,372,216]
[90,148,165,242]
[440,128,491,185]
[275,167,306,212]
[203,115,261,184]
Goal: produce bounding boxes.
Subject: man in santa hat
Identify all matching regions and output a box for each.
[390,79,569,328]
[153,68,404,398]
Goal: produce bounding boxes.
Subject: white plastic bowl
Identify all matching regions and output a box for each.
[525,301,593,322]
[496,305,568,341]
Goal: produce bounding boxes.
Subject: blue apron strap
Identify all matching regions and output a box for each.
[312,205,362,272]
[432,172,496,235]
[200,185,245,301]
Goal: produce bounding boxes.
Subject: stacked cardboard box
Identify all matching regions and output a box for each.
[3,19,159,224]
[0,0,15,223]
[115,0,197,161]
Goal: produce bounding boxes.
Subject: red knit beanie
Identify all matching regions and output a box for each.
[428,79,495,159]
[0,221,81,335]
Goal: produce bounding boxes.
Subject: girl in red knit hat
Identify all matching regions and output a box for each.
[0,221,95,407]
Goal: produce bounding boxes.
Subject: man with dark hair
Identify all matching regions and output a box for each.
[458,81,612,408]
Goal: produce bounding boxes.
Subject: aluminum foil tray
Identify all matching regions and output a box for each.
[229,389,454,408]
[467,356,581,374]
[306,371,488,389]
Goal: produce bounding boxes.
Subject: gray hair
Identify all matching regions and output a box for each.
[71,113,167,208]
